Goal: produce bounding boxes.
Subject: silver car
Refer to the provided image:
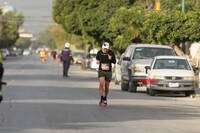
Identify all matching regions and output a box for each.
[145,56,195,96]
[120,44,175,92]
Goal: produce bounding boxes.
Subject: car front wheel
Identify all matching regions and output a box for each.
[146,88,150,94]
[185,91,194,97]
[148,88,156,96]
[128,80,137,92]
[121,79,128,91]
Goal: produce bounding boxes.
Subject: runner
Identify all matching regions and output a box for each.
[40,49,46,63]
[96,42,116,107]
[0,51,4,103]
[51,50,57,63]
[61,42,73,77]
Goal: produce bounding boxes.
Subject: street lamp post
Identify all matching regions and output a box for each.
[182,0,186,53]
[182,0,185,13]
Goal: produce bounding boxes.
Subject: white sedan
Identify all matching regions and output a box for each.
[23,50,31,56]
[145,56,195,96]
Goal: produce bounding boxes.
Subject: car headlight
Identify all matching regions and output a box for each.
[183,76,194,81]
[152,76,165,80]
[133,66,145,73]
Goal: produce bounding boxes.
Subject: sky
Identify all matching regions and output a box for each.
[0,0,53,36]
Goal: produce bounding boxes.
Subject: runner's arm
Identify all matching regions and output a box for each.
[96,51,100,64]
[110,51,116,64]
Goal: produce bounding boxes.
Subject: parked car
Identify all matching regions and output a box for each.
[120,44,175,92]
[81,53,99,70]
[88,53,99,70]
[9,50,18,56]
[16,48,23,55]
[23,49,31,56]
[1,49,9,60]
[2,48,9,56]
[145,56,195,96]
[72,51,85,64]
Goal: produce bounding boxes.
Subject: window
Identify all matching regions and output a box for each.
[133,47,174,59]
[153,59,191,70]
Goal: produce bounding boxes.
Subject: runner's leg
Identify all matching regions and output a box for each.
[99,77,105,97]
[105,81,110,97]
[63,61,66,76]
[65,61,70,77]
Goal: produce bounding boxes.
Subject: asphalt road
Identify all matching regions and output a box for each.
[0,55,200,133]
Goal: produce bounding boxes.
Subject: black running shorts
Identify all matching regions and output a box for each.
[98,70,112,82]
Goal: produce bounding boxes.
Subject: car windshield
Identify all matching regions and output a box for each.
[133,47,174,59]
[153,59,191,70]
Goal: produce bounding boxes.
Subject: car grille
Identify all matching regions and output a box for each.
[165,76,183,80]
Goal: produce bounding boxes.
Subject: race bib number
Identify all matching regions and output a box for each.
[101,63,110,71]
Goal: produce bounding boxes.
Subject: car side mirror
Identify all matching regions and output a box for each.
[145,66,151,74]
[123,57,130,61]
[117,60,120,65]
[193,67,199,72]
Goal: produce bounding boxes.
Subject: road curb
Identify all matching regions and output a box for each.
[190,94,200,99]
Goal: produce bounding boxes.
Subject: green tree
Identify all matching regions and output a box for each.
[142,9,200,47]
[109,6,145,52]
[52,0,135,49]
[184,8,200,42]
[0,11,24,48]
[38,26,57,50]
[15,38,31,49]
[142,11,188,46]
[52,0,82,35]
[161,0,200,12]
[52,0,200,54]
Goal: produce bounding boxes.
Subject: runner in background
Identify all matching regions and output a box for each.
[61,42,73,77]
[40,49,46,63]
[51,50,57,63]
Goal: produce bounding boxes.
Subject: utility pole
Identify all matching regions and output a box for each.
[182,0,186,53]
[182,0,185,13]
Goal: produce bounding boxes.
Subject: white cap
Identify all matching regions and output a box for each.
[65,42,70,48]
[102,42,109,49]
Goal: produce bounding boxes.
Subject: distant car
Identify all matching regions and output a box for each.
[1,49,7,60]
[2,49,9,56]
[72,51,85,64]
[16,48,23,55]
[145,56,195,96]
[9,50,17,56]
[81,53,99,70]
[88,53,99,70]
[23,50,31,56]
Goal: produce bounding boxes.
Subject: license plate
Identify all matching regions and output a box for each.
[169,83,179,88]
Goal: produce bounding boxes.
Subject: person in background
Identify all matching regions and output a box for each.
[61,42,73,77]
[40,49,46,63]
[0,50,6,103]
[96,42,116,106]
[51,50,57,63]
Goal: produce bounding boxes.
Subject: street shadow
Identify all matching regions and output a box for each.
[0,101,200,132]
[113,86,189,98]
[2,85,192,105]
[4,73,98,83]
